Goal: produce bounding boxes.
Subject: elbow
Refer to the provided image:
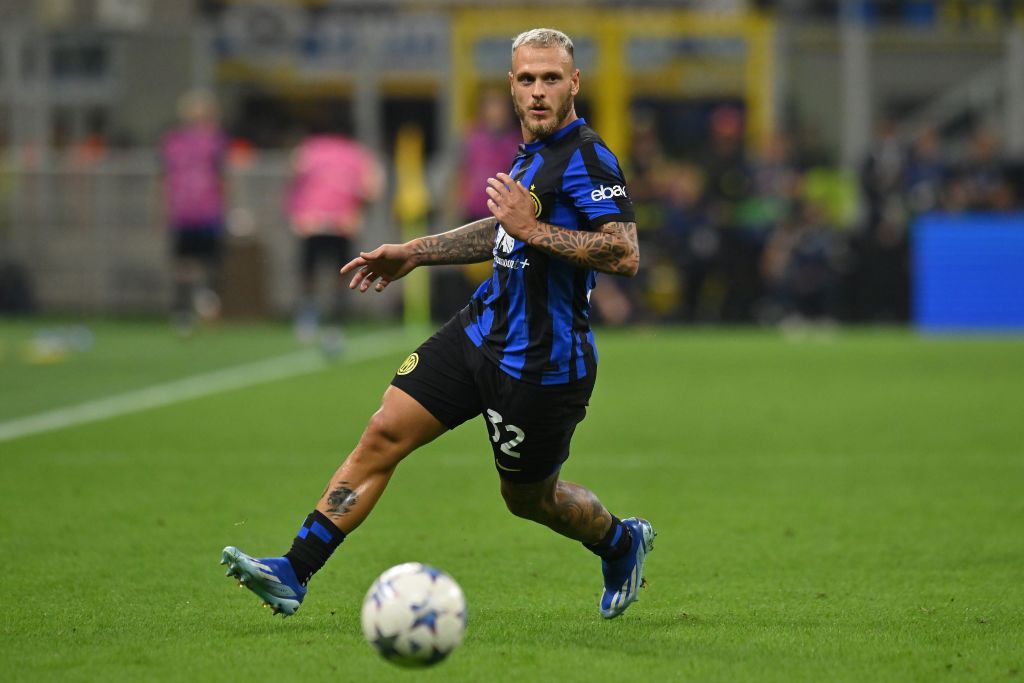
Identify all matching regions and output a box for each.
[618,248,640,277]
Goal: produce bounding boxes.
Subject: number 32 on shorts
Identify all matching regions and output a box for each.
[485,409,525,458]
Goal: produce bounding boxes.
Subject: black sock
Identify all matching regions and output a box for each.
[285,510,345,585]
[583,515,633,561]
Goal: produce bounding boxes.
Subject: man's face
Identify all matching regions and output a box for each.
[508,45,579,142]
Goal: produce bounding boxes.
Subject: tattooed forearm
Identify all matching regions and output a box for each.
[411,217,497,266]
[523,221,639,276]
[324,481,359,519]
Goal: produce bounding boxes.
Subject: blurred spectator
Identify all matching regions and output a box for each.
[598,113,671,325]
[658,163,717,322]
[741,131,803,244]
[860,118,908,231]
[458,87,522,224]
[761,198,846,324]
[749,132,801,214]
[950,127,1017,211]
[627,111,671,208]
[435,86,522,321]
[0,130,35,314]
[160,89,229,335]
[854,118,911,321]
[69,111,109,168]
[904,126,945,215]
[703,105,752,218]
[607,102,1024,329]
[703,105,760,322]
[287,114,384,350]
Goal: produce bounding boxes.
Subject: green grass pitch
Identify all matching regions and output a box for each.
[1,320,1022,681]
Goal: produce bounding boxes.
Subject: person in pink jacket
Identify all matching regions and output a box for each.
[287,117,384,348]
[160,90,229,334]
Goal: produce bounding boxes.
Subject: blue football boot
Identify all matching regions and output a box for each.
[221,546,306,617]
[599,517,656,619]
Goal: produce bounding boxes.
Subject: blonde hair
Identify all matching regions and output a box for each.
[511,28,574,62]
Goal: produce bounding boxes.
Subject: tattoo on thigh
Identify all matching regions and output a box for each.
[325,481,358,518]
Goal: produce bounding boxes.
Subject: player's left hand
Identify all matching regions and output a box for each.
[486,173,536,240]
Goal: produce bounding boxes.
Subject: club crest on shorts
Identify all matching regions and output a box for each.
[397,352,419,375]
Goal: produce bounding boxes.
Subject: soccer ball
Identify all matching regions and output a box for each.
[360,562,467,667]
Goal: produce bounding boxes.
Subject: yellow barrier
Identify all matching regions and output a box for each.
[394,122,431,328]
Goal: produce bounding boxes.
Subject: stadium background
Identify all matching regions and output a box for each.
[1,0,1022,328]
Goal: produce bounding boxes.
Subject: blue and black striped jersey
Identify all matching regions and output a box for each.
[459,118,634,385]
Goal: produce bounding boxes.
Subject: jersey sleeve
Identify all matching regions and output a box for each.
[560,141,635,230]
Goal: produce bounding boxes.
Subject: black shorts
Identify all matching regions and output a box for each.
[173,225,224,263]
[300,234,352,280]
[391,316,596,483]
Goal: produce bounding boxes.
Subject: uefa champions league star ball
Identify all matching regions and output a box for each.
[361,562,467,667]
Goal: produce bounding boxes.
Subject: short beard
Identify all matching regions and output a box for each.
[516,95,574,140]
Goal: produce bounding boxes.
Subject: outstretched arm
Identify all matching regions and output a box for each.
[340,217,496,293]
[485,173,639,277]
[410,217,497,266]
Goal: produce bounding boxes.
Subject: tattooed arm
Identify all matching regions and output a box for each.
[409,217,497,266]
[485,173,640,277]
[519,220,639,277]
[340,217,496,293]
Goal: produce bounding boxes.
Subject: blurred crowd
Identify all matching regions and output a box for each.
[578,107,1024,327]
[4,88,1023,330]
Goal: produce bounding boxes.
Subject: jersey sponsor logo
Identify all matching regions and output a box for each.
[590,184,627,202]
[493,225,531,269]
[495,226,515,254]
[494,255,530,270]
[396,352,419,375]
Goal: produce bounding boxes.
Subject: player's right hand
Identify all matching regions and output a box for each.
[340,244,417,293]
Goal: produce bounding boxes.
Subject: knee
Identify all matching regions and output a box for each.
[501,488,551,522]
[352,409,408,470]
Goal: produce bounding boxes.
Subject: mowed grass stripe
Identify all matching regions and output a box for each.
[0,329,414,444]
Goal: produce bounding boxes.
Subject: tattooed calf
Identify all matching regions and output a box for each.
[325,482,359,518]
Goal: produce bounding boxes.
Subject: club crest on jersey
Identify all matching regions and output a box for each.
[396,352,419,375]
[529,183,542,217]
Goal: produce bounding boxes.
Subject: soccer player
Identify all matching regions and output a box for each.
[222,27,655,620]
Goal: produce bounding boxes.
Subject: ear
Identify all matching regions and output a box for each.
[508,71,514,94]
[570,69,580,96]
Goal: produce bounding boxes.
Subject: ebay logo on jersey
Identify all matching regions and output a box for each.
[590,184,627,202]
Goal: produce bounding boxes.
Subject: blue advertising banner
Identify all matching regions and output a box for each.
[912,213,1024,332]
